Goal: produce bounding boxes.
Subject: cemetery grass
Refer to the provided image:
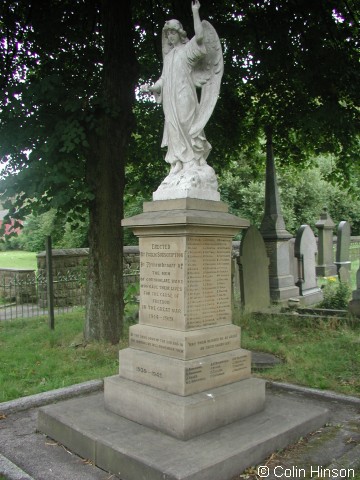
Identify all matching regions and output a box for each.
[237,312,360,397]
[1,309,359,403]
[0,250,37,270]
[0,308,127,402]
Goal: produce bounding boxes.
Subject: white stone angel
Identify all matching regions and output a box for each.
[144,0,223,201]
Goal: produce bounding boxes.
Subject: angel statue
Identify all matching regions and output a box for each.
[143,0,223,201]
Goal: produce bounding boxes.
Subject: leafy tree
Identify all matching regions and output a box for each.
[219,155,360,236]
[0,0,137,343]
[6,210,89,252]
[0,0,358,343]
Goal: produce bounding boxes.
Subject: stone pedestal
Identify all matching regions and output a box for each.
[104,199,266,439]
[37,197,330,479]
[262,238,300,302]
[316,208,336,277]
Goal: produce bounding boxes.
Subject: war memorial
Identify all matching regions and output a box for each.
[38,2,329,478]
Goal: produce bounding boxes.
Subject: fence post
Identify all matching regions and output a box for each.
[45,236,55,330]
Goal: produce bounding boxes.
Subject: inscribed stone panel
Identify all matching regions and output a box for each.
[129,324,241,360]
[119,348,251,396]
[139,237,186,330]
[184,236,232,329]
[139,235,233,330]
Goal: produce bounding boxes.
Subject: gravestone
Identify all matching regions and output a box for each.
[349,262,360,316]
[294,225,323,305]
[239,225,270,311]
[259,130,299,303]
[335,221,351,282]
[315,208,336,277]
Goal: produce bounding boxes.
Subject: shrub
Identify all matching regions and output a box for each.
[319,277,352,310]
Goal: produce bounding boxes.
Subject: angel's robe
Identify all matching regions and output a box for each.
[159,37,212,166]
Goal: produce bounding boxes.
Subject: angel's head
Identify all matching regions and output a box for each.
[163,20,188,45]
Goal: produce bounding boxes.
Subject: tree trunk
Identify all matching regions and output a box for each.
[84,0,137,344]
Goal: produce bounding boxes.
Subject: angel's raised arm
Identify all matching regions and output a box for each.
[192,0,204,45]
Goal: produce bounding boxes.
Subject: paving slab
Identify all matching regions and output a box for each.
[37,390,328,480]
[0,382,359,480]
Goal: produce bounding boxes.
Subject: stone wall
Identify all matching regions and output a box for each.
[36,247,141,307]
[37,249,88,307]
[0,268,36,304]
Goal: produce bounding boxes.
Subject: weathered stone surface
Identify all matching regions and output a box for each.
[129,323,241,360]
[259,134,299,303]
[118,348,251,396]
[349,264,360,316]
[139,235,233,330]
[335,221,351,277]
[239,225,270,311]
[143,198,229,213]
[104,376,265,440]
[38,391,329,479]
[316,208,336,277]
[295,225,323,306]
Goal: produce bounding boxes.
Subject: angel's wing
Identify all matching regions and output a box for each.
[190,20,223,137]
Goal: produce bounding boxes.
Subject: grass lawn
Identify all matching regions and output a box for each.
[0,307,359,403]
[0,309,128,402]
[0,250,37,270]
[236,312,360,396]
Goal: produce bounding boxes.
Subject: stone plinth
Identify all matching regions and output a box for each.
[316,209,336,277]
[263,239,299,302]
[37,198,330,479]
[38,391,329,480]
[104,199,266,439]
[104,376,264,440]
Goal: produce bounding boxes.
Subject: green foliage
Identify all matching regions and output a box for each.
[10,210,64,252]
[319,278,352,310]
[5,210,89,252]
[123,193,148,246]
[237,313,360,396]
[56,215,89,249]
[219,155,360,235]
[124,281,140,325]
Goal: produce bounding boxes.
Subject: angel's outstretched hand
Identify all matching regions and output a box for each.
[192,0,200,13]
